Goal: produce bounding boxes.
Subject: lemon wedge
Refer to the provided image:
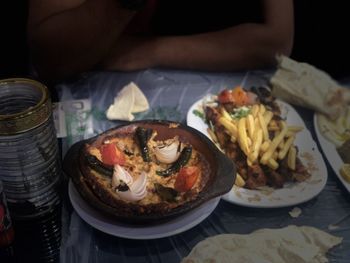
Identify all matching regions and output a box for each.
[339,164,350,183]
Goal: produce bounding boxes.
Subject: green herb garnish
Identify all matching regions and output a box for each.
[193,109,205,120]
[230,106,251,119]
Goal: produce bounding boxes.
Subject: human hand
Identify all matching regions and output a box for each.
[102,36,158,71]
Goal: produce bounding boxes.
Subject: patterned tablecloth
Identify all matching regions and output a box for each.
[55,68,350,263]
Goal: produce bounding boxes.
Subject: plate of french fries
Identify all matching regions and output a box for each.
[187,88,327,208]
[314,107,350,192]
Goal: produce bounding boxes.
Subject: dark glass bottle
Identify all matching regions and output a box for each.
[11,199,62,263]
[0,180,15,262]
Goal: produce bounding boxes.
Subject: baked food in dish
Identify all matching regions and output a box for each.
[63,120,235,223]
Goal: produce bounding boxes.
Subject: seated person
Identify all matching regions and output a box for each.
[27,0,294,82]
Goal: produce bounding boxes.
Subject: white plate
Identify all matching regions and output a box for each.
[68,180,220,239]
[187,97,328,208]
[313,114,350,192]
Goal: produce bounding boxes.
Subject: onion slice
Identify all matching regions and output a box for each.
[112,164,133,188]
[155,139,181,164]
[112,165,147,202]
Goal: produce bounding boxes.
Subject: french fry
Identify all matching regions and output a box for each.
[278,136,295,160]
[255,117,260,130]
[246,114,255,139]
[260,141,270,152]
[260,125,288,164]
[278,139,285,149]
[219,117,238,138]
[263,111,274,126]
[259,104,266,115]
[247,158,253,167]
[286,126,303,137]
[280,120,287,130]
[287,126,304,133]
[221,107,232,121]
[247,137,252,147]
[267,158,279,170]
[287,146,297,170]
[272,151,279,160]
[258,112,269,142]
[238,117,249,155]
[234,173,246,187]
[252,125,260,142]
[251,104,260,117]
[249,129,263,162]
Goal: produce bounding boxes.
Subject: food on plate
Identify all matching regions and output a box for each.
[203,86,310,189]
[270,55,350,120]
[315,98,350,186]
[79,124,212,216]
[340,164,350,183]
[317,104,350,184]
[181,225,342,263]
[337,140,350,163]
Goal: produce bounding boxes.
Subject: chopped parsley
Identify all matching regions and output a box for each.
[230,106,251,119]
[193,109,205,121]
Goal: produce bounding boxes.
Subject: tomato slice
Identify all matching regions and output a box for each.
[218,89,235,104]
[218,86,249,106]
[100,143,126,166]
[174,166,200,192]
[231,86,249,106]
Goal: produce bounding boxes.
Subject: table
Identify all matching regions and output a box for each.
[55,68,350,263]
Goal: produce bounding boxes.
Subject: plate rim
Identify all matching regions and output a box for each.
[313,113,350,192]
[68,180,220,239]
[186,96,328,208]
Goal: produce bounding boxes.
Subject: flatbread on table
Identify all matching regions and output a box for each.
[181,225,342,263]
[317,106,350,147]
[106,82,149,121]
[270,55,350,120]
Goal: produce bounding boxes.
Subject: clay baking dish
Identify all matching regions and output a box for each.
[63,120,236,224]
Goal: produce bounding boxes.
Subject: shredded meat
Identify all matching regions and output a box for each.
[265,169,285,188]
[245,164,267,189]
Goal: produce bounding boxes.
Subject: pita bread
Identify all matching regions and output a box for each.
[181,225,342,263]
[106,82,149,121]
[317,106,350,147]
[270,55,350,120]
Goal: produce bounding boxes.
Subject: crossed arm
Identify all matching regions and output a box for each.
[28,0,294,82]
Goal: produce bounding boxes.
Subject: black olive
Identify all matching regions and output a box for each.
[85,154,114,177]
[156,146,192,177]
[135,127,153,162]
